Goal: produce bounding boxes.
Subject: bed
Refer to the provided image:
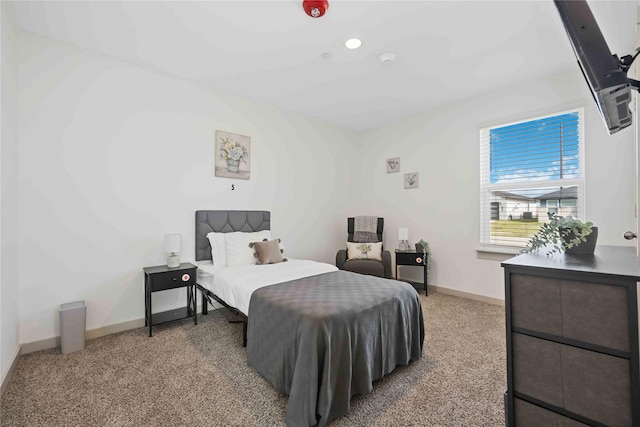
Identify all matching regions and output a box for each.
[195,210,424,427]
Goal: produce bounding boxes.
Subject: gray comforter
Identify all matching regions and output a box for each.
[246,270,424,427]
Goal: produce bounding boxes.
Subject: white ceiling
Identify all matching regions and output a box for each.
[7,0,639,131]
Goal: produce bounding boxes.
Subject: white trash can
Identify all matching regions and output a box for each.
[60,301,86,354]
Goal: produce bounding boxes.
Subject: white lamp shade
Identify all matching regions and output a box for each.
[398,227,409,241]
[164,234,181,253]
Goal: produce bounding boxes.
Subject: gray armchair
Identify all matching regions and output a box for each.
[336,217,393,279]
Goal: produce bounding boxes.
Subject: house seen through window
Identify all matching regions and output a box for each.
[480,108,585,249]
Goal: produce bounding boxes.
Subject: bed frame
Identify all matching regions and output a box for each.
[196,210,424,427]
[195,210,271,346]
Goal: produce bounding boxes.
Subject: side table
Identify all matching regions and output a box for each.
[395,249,428,296]
[143,262,197,337]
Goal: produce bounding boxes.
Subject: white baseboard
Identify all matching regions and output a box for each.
[17,288,502,355]
[20,336,59,355]
[20,305,211,355]
[1,344,21,397]
[429,284,504,306]
[86,318,145,340]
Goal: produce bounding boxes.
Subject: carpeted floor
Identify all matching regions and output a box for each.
[1,292,506,426]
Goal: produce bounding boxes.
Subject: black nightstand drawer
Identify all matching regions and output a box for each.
[396,252,425,265]
[151,268,195,292]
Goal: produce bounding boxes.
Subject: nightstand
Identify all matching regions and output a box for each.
[143,262,197,337]
[395,249,428,296]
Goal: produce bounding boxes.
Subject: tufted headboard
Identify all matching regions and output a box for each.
[195,210,271,262]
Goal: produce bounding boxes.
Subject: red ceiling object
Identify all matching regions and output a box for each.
[303,0,329,18]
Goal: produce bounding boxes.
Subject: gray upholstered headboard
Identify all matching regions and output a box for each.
[195,210,271,262]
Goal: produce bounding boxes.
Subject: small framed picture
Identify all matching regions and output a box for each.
[404,172,419,189]
[386,157,400,173]
[215,130,251,180]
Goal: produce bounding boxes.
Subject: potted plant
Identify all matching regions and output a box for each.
[522,213,598,256]
[415,239,432,276]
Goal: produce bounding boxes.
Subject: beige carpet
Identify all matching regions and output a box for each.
[1,292,506,426]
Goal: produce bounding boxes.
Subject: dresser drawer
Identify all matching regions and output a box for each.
[510,274,630,351]
[514,398,589,427]
[149,268,195,291]
[513,333,632,426]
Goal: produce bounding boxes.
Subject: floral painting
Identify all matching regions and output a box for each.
[215,130,251,180]
[404,172,419,189]
[386,157,400,173]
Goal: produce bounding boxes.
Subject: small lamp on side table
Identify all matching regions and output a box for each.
[164,234,181,268]
[398,227,409,251]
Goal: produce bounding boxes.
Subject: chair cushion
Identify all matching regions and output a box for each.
[343,259,385,277]
[346,242,383,261]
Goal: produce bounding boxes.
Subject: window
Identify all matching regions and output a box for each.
[480,108,585,250]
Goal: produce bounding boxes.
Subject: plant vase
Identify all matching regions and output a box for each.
[562,226,598,255]
[226,159,240,173]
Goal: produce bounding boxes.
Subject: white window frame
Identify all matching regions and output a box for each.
[479,108,586,252]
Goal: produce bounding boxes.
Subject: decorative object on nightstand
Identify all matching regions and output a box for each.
[143,262,197,337]
[415,238,432,279]
[398,227,409,251]
[164,234,181,268]
[395,249,428,296]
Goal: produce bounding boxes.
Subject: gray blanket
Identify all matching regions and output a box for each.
[353,215,379,243]
[246,270,424,427]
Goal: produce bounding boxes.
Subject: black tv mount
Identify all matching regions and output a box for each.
[617,49,640,90]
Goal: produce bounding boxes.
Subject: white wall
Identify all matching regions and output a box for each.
[17,32,361,344]
[359,71,636,300]
[1,2,21,387]
[10,4,639,348]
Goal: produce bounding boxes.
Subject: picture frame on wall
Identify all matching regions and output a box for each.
[386,157,400,173]
[404,172,419,189]
[215,130,251,180]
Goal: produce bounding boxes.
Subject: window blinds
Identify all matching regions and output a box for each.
[480,109,585,249]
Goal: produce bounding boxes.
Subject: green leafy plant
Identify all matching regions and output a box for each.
[415,238,432,276]
[521,213,594,256]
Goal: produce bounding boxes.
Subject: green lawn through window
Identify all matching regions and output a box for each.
[490,220,544,239]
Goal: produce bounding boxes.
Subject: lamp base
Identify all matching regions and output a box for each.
[167,253,180,268]
[399,240,409,251]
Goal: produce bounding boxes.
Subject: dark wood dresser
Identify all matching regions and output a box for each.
[502,245,639,426]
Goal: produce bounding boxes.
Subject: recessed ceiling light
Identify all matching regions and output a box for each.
[345,38,362,50]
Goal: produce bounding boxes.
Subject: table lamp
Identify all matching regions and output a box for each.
[164,234,181,268]
[398,227,409,251]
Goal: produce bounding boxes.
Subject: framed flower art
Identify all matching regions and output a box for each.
[215,130,251,180]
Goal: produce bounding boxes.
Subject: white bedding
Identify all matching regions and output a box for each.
[197,259,339,316]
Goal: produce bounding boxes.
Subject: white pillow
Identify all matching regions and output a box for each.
[206,232,228,267]
[225,230,272,267]
[346,241,383,261]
